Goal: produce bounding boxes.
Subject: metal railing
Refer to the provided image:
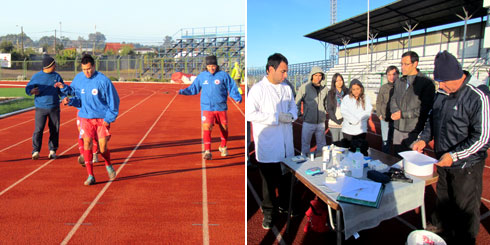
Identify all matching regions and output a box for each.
[0,55,243,82]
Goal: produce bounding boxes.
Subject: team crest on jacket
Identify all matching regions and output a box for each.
[92,89,98,95]
[202,116,206,122]
[214,79,220,85]
[203,80,208,85]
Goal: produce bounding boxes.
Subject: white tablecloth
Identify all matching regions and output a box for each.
[283,156,425,240]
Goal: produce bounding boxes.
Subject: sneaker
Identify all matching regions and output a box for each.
[78,155,85,167]
[262,216,272,230]
[84,175,96,186]
[32,151,39,160]
[278,206,299,218]
[48,150,56,159]
[203,150,212,160]
[92,153,98,163]
[106,165,116,180]
[218,146,228,157]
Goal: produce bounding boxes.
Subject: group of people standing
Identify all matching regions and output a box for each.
[247,51,490,244]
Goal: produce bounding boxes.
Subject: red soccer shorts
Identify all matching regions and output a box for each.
[79,118,111,139]
[202,111,228,125]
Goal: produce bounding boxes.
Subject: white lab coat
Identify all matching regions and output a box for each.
[246,76,298,163]
[340,94,372,135]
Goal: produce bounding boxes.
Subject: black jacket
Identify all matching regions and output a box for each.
[390,71,435,133]
[376,82,394,121]
[326,87,349,124]
[419,72,490,167]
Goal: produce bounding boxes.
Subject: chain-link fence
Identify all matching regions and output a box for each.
[0,55,244,82]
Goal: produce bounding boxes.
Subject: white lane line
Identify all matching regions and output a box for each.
[481,197,490,203]
[61,91,178,244]
[201,123,210,245]
[0,143,78,197]
[247,178,286,245]
[481,210,490,220]
[0,90,144,153]
[395,216,417,230]
[0,90,158,196]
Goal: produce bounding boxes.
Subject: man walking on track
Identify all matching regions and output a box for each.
[25,56,66,160]
[55,54,120,186]
[179,55,242,160]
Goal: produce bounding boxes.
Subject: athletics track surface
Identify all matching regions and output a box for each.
[247,116,490,244]
[0,81,245,244]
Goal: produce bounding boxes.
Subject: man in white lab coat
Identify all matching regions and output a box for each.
[246,53,298,230]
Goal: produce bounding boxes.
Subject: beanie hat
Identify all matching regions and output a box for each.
[205,55,217,66]
[433,51,463,82]
[42,56,55,69]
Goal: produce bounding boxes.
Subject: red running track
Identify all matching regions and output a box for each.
[0,82,245,244]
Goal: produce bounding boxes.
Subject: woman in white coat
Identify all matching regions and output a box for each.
[340,79,372,155]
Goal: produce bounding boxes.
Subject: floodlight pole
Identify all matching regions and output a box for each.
[403,21,419,51]
[369,32,378,71]
[456,7,472,68]
[342,38,350,72]
[367,0,370,68]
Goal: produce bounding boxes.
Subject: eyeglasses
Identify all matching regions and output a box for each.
[401,62,412,66]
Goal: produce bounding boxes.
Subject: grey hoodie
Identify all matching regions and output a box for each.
[295,66,328,124]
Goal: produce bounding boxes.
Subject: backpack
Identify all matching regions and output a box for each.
[304,197,330,233]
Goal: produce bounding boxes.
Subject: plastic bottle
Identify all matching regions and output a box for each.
[351,148,364,178]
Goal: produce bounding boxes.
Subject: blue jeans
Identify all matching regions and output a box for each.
[301,122,326,156]
[380,120,394,154]
[32,107,60,153]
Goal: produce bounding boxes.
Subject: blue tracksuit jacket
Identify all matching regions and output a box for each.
[62,71,119,123]
[179,70,242,111]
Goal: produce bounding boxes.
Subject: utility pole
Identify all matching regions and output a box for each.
[20,26,24,56]
[59,21,62,46]
[93,24,96,55]
[54,30,57,54]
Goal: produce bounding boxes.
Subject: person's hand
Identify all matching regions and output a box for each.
[436,153,453,167]
[279,113,294,123]
[30,87,40,95]
[412,140,426,153]
[103,121,110,127]
[54,82,64,89]
[391,111,401,120]
[62,97,70,105]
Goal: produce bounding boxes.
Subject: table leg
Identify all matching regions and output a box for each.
[421,202,427,229]
[336,209,342,245]
[285,172,295,234]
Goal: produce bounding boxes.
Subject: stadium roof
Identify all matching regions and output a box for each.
[305,0,486,46]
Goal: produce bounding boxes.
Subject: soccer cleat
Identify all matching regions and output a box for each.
[48,150,56,159]
[78,155,85,167]
[203,150,212,160]
[92,153,98,163]
[106,165,116,180]
[32,151,39,160]
[218,146,228,157]
[84,175,95,186]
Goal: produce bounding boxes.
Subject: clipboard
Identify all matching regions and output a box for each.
[336,177,385,208]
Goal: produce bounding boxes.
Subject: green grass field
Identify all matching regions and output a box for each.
[0,88,35,115]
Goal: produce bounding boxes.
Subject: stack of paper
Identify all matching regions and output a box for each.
[337,176,384,208]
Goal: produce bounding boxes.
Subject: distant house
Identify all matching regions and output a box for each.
[104,43,134,53]
[134,48,156,55]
